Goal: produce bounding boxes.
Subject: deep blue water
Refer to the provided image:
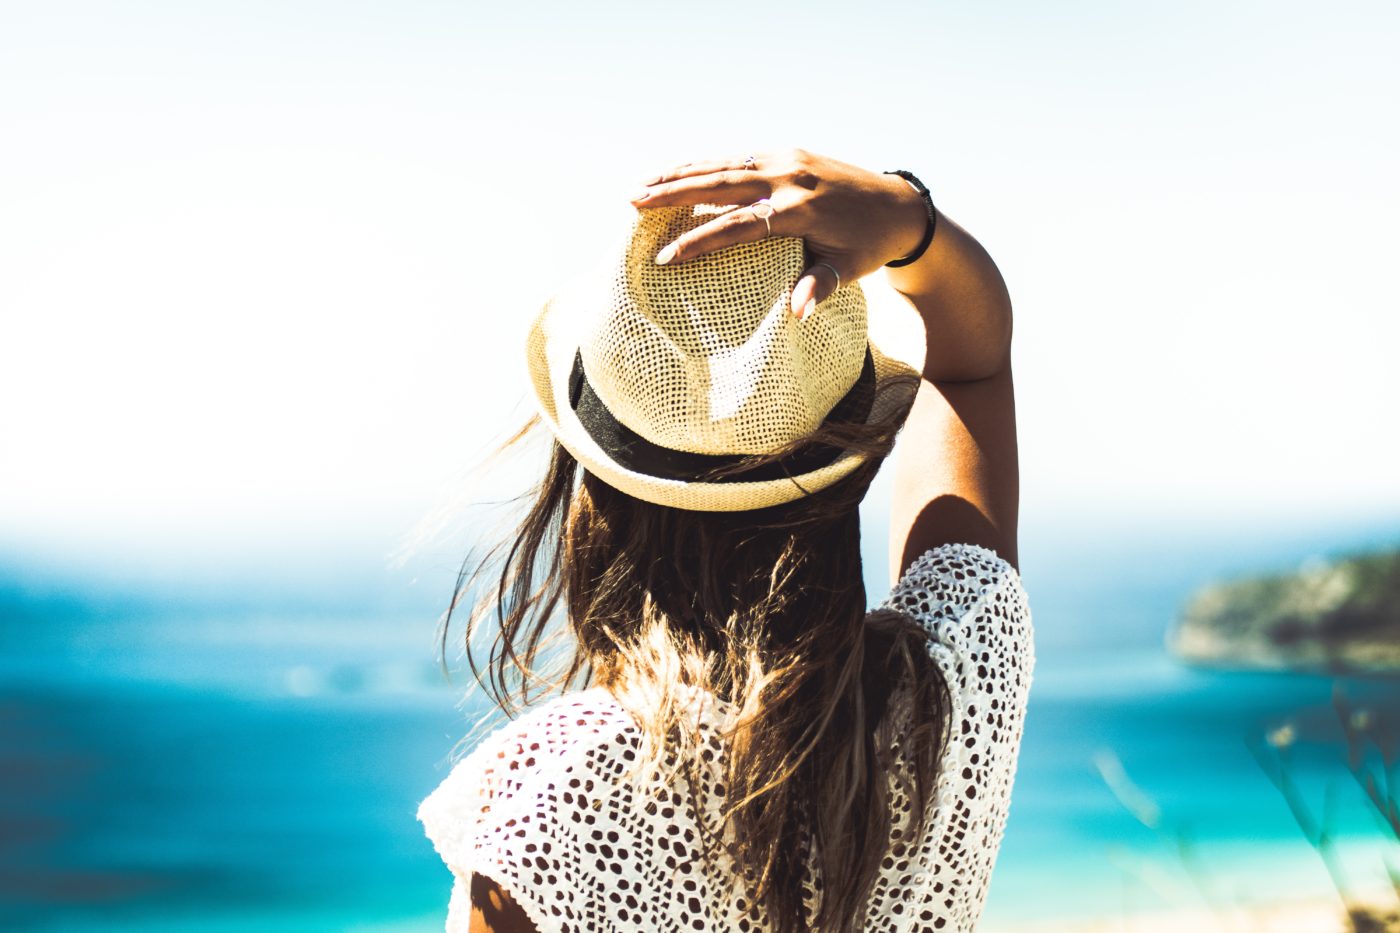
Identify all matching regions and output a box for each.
[3,514,1399,930]
[0,683,461,931]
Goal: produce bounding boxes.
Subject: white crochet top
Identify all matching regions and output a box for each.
[419,542,1035,932]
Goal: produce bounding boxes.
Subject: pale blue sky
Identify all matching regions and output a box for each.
[2,0,1397,571]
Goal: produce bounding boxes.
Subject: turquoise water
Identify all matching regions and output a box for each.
[4,516,1399,930]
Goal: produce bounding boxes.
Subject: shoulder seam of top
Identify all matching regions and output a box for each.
[887,542,1023,609]
[917,541,1020,583]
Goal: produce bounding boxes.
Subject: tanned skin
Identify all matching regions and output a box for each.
[469,873,539,933]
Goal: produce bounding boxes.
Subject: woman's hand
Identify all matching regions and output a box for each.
[630,148,929,319]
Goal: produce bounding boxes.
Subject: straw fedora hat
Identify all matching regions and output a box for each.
[524,201,926,512]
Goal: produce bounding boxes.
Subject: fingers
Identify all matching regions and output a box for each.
[633,152,780,265]
[791,260,841,321]
[632,152,773,206]
[653,200,783,266]
[632,169,768,209]
[641,153,766,186]
[632,149,840,321]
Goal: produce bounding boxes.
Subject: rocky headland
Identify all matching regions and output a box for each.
[1165,548,1400,676]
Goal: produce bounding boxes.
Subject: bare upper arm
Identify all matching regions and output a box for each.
[888,365,1019,588]
[468,872,541,933]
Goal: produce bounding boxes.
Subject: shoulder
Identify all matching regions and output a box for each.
[420,687,636,812]
[418,688,643,933]
[418,688,637,858]
[877,541,1035,698]
[880,542,1030,632]
[463,687,638,775]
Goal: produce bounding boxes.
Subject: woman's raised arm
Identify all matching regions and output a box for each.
[881,197,1018,580]
[628,148,1018,577]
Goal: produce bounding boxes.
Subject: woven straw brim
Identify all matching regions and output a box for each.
[524,271,927,513]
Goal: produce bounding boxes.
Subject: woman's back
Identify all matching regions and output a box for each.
[419,541,1034,932]
[420,148,1027,932]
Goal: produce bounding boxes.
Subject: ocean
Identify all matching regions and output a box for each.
[3,513,1399,931]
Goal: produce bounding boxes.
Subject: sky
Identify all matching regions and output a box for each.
[2,0,1397,576]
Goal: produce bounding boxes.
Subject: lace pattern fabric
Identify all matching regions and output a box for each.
[418,542,1035,932]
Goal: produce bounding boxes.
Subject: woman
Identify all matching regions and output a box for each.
[419,148,1031,933]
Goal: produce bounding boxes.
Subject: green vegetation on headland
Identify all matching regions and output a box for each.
[1166,548,1400,675]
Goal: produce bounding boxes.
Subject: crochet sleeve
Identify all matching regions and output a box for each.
[417,699,639,933]
[879,542,1034,688]
[875,541,1036,929]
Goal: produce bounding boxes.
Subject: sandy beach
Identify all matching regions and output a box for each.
[983,892,1395,933]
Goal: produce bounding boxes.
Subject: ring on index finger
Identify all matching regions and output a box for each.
[750,198,775,237]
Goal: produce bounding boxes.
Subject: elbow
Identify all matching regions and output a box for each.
[925,290,1014,383]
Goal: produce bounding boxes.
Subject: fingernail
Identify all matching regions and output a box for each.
[801,297,817,319]
[641,175,661,186]
[631,189,651,202]
[655,243,677,265]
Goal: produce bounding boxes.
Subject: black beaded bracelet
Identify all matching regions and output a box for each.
[882,169,936,267]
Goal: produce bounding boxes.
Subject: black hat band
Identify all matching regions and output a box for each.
[568,346,877,484]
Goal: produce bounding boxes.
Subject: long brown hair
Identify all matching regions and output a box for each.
[443,370,952,932]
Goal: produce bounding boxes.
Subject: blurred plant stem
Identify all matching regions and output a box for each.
[1330,683,1400,929]
[1246,720,1353,907]
[1245,680,1400,931]
[1331,684,1400,847]
[1094,681,1400,933]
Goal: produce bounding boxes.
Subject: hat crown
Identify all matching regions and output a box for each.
[577,203,869,456]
